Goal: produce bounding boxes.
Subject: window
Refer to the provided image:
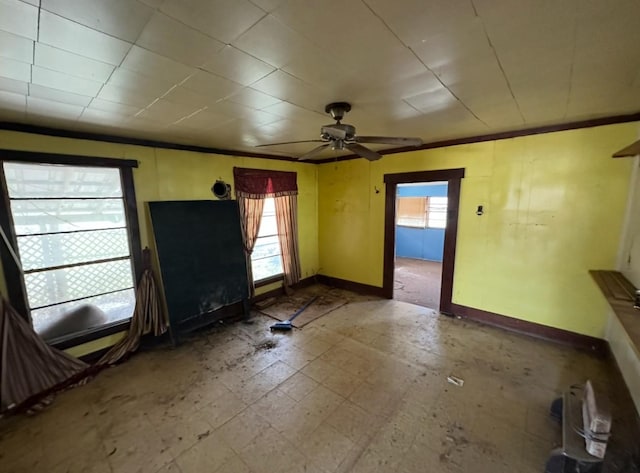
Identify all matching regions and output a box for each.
[250,197,283,281]
[2,162,137,341]
[396,196,448,229]
[427,196,448,228]
[397,197,427,227]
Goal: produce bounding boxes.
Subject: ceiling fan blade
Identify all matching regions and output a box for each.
[321,126,347,140]
[299,143,331,161]
[345,143,382,161]
[255,139,324,147]
[355,136,423,146]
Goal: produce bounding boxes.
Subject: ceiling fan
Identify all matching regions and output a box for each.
[256,102,423,161]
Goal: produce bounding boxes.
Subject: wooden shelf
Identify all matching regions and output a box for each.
[590,270,640,354]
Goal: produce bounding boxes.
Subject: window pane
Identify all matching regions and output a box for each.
[252,255,283,281]
[4,162,123,198]
[10,199,127,235]
[252,235,281,260]
[24,259,134,309]
[258,214,278,237]
[17,228,130,270]
[427,196,448,228]
[31,288,135,340]
[397,197,427,228]
[427,214,447,228]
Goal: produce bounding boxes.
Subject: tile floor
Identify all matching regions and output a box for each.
[394,258,442,310]
[1,297,639,473]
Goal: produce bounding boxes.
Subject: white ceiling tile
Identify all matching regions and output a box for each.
[138,0,163,8]
[87,98,140,116]
[237,109,281,126]
[202,45,275,86]
[124,115,170,132]
[281,50,353,92]
[137,12,225,67]
[250,70,327,113]
[404,86,460,114]
[227,87,281,109]
[249,0,286,13]
[205,99,259,120]
[136,98,205,124]
[232,15,316,68]
[181,70,243,102]
[0,0,38,40]
[261,101,326,123]
[0,76,28,95]
[161,86,211,108]
[121,46,197,85]
[80,107,131,125]
[160,0,265,43]
[0,89,26,111]
[408,20,494,70]
[32,66,104,96]
[273,0,401,54]
[97,83,159,108]
[0,30,33,62]
[29,83,93,107]
[39,10,132,65]
[34,43,115,82]
[108,67,175,98]
[41,0,155,42]
[0,0,636,154]
[0,57,31,82]
[171,108,235,130]
[27,96,84,120]
[354,70,442,103]
[364,0,478,46]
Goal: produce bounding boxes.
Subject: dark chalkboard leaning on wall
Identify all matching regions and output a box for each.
[148,200,249,343]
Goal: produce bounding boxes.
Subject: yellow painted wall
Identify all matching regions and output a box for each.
[0,130,319,356]
[318,123,638,338]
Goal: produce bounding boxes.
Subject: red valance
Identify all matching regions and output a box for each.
[233,167,298,198]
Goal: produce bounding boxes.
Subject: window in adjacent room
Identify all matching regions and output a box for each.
[426,196,448,228]
[396,196,448,229]
[250,197,283,281]
[2,162,137,342]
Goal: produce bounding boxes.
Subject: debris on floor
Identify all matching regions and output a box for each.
[254,297,277,310]
[447,375,464,387]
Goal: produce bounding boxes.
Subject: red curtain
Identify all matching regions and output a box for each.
[237,197,265,294]
[234,167,300,288]
[274,194,302,286]
[233,167,297,198]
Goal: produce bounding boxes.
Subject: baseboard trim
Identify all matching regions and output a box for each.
[450,303,609,356]
[315,275,386,298]
[251,275,319,303]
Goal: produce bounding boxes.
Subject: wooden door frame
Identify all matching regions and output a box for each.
[382,168,465,314]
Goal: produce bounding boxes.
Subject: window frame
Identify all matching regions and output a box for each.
[0,150,141,350]
[250,197,284,284]
[396,195,448,230]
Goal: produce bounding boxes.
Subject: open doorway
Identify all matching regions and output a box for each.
[382,168,464,314]
[393,182,447,310]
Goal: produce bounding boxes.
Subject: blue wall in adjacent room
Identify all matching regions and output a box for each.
[395,183,447,262]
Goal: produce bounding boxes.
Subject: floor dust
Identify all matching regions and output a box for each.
[1,296,638,473]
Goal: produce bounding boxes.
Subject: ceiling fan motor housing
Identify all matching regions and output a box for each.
[321,123,356,141]
[325,102,351,122]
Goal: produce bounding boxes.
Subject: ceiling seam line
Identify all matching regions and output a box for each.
[563,17,578,120]
[359,0,489,127]
[469,0,526,124]
[85,10,160,119]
